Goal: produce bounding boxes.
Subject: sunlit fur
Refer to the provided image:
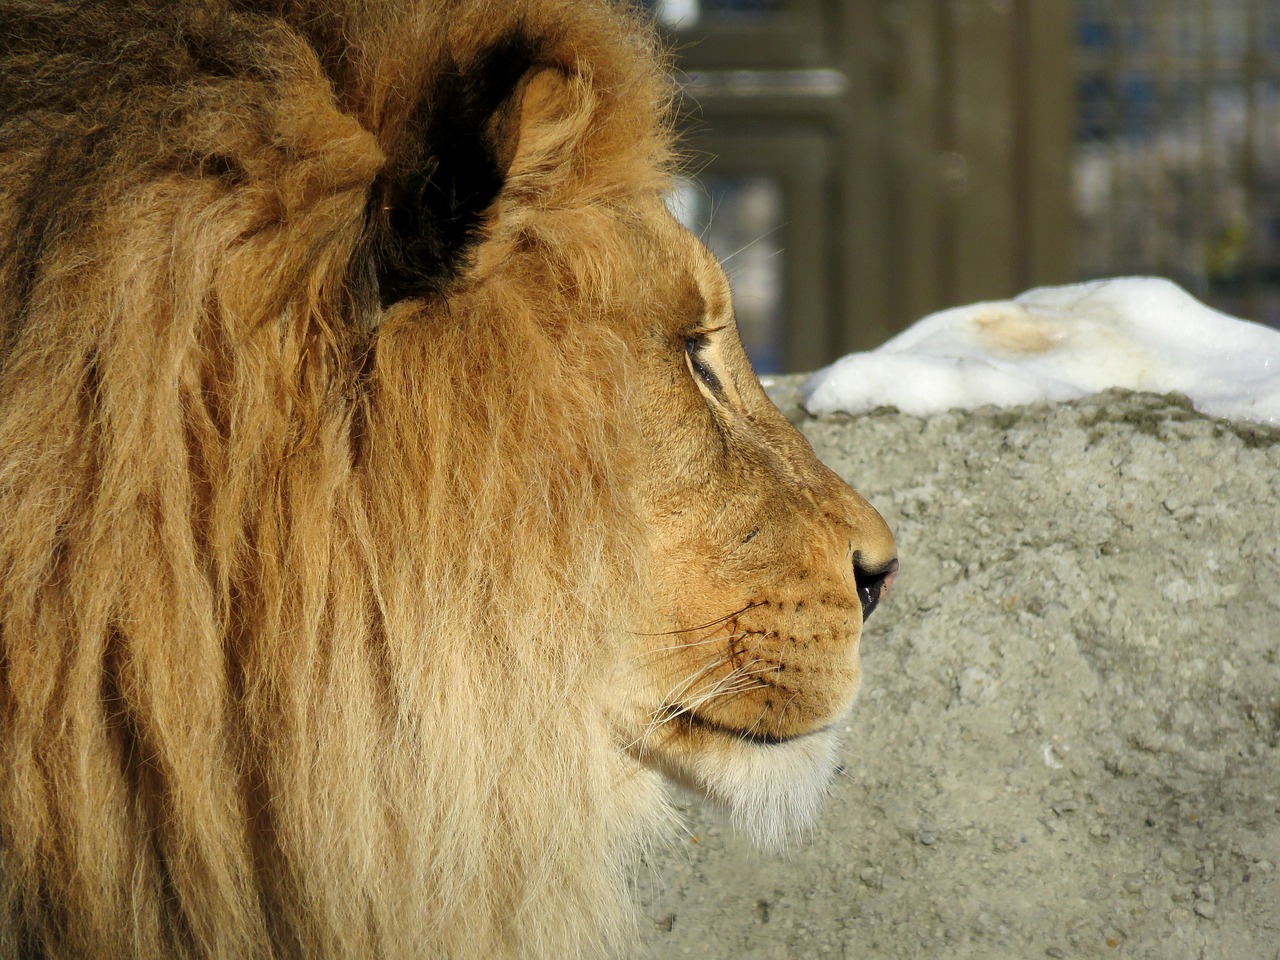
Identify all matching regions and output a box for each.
[0,2,674,957]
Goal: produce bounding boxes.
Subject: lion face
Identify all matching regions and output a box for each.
[620,209,897,843]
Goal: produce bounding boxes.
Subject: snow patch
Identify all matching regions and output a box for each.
[804,277,1280,426]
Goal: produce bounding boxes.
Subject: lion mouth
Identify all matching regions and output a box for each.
[681,709,828,747]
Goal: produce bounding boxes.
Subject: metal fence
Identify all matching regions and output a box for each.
[1075,0,1280,327]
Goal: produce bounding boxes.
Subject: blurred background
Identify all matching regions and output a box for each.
[642,0,1280,373]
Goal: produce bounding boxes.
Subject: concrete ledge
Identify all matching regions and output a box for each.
[642,388,1280,960]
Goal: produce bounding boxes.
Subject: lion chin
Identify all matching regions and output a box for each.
[0,0,895,958]
[652,727,845,848]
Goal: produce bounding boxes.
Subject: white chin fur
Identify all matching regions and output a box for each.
[689,731,839,848]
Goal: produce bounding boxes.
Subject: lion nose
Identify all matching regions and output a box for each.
[853,555,898,621]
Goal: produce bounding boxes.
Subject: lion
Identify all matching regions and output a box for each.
[0,1,897,957]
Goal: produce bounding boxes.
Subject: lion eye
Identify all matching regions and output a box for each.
[684,336,722,396]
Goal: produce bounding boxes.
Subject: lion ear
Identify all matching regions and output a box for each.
[486,67,571,182]
[372,49,571,308]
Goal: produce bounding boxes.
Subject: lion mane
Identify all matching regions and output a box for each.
[1,1,675,956]
[1,0,901,956]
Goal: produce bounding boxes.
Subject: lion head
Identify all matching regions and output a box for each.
[0,1,894,958]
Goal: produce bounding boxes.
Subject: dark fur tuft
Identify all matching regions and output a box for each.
[371,32,542,306]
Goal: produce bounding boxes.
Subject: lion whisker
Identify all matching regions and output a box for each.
[655,656,734,710]
[628,656,734,749]
[625,659,744,755]
[625,628,763,669]
[660,657,774,714]
[631,601,764,637]
[627,631,729,662]
[718,224,785,268]
[629,655,779,754]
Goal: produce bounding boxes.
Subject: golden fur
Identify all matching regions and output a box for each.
[0,1,896,957]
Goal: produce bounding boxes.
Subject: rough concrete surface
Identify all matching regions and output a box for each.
[638,387,1280,960]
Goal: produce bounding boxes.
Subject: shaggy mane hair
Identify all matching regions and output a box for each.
[0,1,676,956]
